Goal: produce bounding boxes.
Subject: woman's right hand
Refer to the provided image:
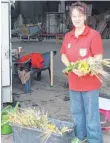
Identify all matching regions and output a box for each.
[73,69,89,77]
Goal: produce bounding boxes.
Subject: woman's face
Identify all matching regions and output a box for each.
[71,8,86,28]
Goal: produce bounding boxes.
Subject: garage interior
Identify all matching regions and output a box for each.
[2,1,110,143]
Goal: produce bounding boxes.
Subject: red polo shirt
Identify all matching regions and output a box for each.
[60,25,103,91]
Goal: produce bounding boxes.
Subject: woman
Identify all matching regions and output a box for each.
[60,2,103,143]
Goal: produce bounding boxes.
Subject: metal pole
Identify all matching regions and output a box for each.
[50,51,53,87]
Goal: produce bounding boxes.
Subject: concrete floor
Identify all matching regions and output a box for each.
[2,38,110,143]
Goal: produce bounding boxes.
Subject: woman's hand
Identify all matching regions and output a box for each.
[73,69,85,76]
[61,54,70,67]
[73,69,90,77]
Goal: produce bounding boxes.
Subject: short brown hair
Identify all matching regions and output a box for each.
[69,1,88,16]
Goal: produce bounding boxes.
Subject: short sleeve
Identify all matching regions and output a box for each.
[60,34,67,54]
[90,32,104,55]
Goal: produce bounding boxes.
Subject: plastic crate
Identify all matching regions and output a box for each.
[11,118,75,143]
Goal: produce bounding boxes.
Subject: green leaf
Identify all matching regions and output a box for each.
[1,105,12,115]
[1,102,19,127]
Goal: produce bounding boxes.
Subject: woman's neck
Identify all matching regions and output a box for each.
[75,25,85,38]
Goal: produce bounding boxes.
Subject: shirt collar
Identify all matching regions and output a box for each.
[70,25,90,38]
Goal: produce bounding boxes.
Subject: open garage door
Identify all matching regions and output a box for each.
[1,0,12,103]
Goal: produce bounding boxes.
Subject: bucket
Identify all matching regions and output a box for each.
[1,104,19,135]
[1,113,12,135]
